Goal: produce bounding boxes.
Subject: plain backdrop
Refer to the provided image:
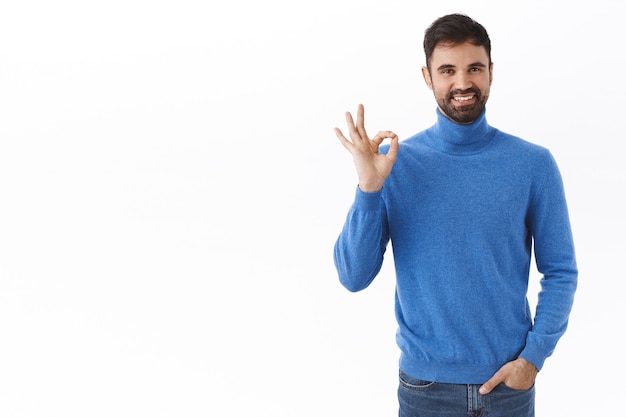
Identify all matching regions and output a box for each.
[0,0,623,416]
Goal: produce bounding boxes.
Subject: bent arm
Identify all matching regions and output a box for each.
[519,154,578,370]
[333,187,390,292]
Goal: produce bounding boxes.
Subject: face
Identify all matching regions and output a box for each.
[422,41,493,124]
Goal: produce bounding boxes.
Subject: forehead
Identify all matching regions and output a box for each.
[430,41,490,67]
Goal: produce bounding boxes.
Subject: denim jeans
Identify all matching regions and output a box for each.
[398,370,534,417]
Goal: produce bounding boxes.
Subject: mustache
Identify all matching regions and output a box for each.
[448,88,480,99]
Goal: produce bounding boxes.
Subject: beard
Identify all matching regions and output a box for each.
[437,88,488,124]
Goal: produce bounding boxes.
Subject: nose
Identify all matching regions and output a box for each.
[452,72,472,91]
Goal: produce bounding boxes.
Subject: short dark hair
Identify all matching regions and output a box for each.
[423,14,491,71]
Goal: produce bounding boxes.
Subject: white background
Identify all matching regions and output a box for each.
[0,0,623,416]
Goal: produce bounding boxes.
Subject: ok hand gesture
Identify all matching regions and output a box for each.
[334,104,399,192]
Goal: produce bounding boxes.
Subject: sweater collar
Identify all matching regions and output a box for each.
[425,107,495,154]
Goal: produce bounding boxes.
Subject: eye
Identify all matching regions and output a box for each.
[441,69,454,75]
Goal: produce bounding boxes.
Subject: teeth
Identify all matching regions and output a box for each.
[454,96,474,102]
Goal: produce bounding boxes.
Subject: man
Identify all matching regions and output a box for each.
[333,13,577,417]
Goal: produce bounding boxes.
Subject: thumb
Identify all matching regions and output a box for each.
[479,370,504,395]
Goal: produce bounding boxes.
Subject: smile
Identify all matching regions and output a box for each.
[453,95,474,102]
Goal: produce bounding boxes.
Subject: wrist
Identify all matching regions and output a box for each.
[358,181,384,193]
[517,357,539,373]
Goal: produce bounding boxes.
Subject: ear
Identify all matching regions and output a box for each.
[421,66,433,90]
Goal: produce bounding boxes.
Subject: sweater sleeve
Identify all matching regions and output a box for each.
[519,152,578,370]
[333,186,390,292]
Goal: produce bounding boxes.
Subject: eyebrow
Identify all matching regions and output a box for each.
[436,62,488,71]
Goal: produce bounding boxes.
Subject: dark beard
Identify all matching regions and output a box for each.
[437,88,487,124]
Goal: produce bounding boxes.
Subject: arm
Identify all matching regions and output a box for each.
[333,104,399,291]
[481,152,577,394]
[334,188,390,292]
[519,152,578,369]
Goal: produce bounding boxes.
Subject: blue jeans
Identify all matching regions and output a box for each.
[398,371,534,417]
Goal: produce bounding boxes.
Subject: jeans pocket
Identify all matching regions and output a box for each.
[399,370,436,391]
[500,382,535,392]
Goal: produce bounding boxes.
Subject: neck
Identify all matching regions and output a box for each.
[426,108,494,155]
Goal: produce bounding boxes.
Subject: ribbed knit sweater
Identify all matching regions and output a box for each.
[333,108,578,384]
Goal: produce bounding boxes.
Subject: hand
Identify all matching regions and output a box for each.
[334,104,399,192]
[479,358,538,395]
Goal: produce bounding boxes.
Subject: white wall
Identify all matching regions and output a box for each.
[0,1,622,415]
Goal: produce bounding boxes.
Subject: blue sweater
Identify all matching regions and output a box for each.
[333,109,577,384]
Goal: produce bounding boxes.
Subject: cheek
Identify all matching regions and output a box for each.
[480,82,491,97]
[432,84,449,99]
[430,77,451,94]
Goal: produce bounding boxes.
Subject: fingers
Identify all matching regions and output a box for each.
[479,359,537,395]
[344,110,356,133]
[371,130,400,160]
[335,105,398,155]
[371,130,399,145]
[336,106,362,148]
[344,105,369,145]
[386,134,400,162]
[356,104,368,140]
[480,364,508,395]
[334,127,353,150]
[479,370,504,395]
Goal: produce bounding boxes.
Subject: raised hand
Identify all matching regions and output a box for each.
[334,104,399,192]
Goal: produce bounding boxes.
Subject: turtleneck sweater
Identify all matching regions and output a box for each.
[333,108,578,384]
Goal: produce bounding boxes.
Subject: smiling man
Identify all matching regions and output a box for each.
[424,41,492,124]
[333,14,577,417]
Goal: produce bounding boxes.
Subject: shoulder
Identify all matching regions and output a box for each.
[492,129,554,163]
